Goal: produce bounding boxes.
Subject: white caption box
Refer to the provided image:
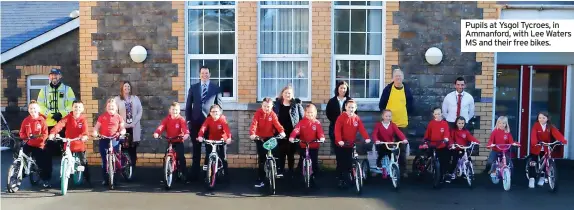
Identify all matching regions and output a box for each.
[461,19,574,52]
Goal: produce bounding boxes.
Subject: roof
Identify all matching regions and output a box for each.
[1,1,79,53]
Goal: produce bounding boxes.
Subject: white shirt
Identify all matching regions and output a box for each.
[382,122,390,129]
[201,80,210,92]
[541,123,547,132]
[337,97,346,112]
[442,91,475,123]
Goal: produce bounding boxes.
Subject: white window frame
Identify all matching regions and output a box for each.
[185,1,238,102]
[257,1,312,101]
[27,75,49,104]
[331,1,386,102]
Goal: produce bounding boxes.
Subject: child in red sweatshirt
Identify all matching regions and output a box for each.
[19,100,50,188]
[153,102,190,179]
[526,111,568,188]
[289,104,325,186]
[92,98,126,184]
[249,98,286,188]
[334,100,370,187]
[447,116,479,182]
[422,107,451,181]
[48,100,91,186]
[486,116,519,178]
[372,109,407,170]
[197,104,231,178]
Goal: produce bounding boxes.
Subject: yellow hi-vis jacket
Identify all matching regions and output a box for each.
[37,84,76,126]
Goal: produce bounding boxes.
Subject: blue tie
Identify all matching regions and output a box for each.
[201,83,207,103]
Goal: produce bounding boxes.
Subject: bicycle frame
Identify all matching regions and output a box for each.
[203,140,226,174]
[451,143,477,176]
[377,142,402,168]
[292,139,324,176]
[492,144,514,173]
[54,137,83,178]
[535,142,561,178]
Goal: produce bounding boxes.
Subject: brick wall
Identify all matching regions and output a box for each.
[237,1,257,103]
[311,2,332,103]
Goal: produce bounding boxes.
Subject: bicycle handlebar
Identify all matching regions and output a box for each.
[203,139,226,145]
[487,144,519,151]
[253,135,285,141]
[537,141,563,146]
[451,142,479,150]
[291,139,325,144]
[53,136,82,142]
[19,134,42,142]
[376,141,404,150]
[156,136,184,143]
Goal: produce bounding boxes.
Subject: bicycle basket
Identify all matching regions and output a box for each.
[263,138,278,151]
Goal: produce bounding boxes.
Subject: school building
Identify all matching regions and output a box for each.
[1,1,573,171]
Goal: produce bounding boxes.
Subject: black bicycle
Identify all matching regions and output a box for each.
[412,140,447,188]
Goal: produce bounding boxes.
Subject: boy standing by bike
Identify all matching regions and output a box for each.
[197,104,232,181]
[334,100,370,188]
[19,100,50,188]
[153,102,190,180]
[92,98,126,185]
[48,100,91,186]
[447,116,479,183]
[371,109,408,169]
[249,98,286,188]
[422,107,451,181]
[288,104,325,187]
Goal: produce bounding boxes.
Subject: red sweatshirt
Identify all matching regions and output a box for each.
[97,112,124,137]
[334,112,369,148]
[451,128,479,150]
[19,115,48,149]
[154,115,189,143]
[249,109,284,138]
[487,128,515,152]
[423,120,450,149]
[530,122,568,155]
[198,115,232,140]
[50,112,89,152]
[289,117,325,149]
[371,121,406,143]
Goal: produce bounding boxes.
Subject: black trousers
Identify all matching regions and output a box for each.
[527,152,545,178]
[168,142,187,175]
[189,121,206,179]
[76,151,91,182]
[297,147,319,176]
[425,148,451,177]
[23,145,52,181]
[256,139,280,181]
[277,136,297,172]
[124,128,138,168]
[336,147,353,181]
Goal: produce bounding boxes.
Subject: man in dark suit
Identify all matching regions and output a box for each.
[185,66,222,181]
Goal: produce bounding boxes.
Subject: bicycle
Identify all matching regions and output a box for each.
[291,138,324,192]
[340,141,365,195]
[449,142,479,188]
[202,139,227,190]
[412,140,446,189]
[6,135,42,193]
[364,141,405,190]
[487,143,519,191]
[52,136,84,195]
[254,135,281,195]
[525,141,563,192]
[156,136,185,190]
[96,134,132,190]
[0,113,17,151]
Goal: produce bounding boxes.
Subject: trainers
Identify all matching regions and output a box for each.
[254,181,265,188]
[528,178,535,188]
[277,173,284,178]
[451,173,456,180]
[444,174,452,183]
[537,177,545,186]
[42,182,51,188]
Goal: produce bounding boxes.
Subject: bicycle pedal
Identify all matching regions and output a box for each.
[77,166,85,172]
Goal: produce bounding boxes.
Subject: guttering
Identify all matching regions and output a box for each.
[499,4,574,10]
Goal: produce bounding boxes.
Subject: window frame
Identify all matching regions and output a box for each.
[331,1,386,102]
[256,1,313,101]
[27,75,49,104]
[185,1,239,102]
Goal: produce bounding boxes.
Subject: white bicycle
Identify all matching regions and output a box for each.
[450,142,478,188]
[364,141,405,190]
[53,135,85,195]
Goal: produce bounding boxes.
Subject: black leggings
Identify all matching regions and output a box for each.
[278,138,297,172]
[336,147,353,181]
[425,148,451,177]
[297,147,319,176]
[124,128,138,167]
[76,152,91,182]
[527,152,545,178]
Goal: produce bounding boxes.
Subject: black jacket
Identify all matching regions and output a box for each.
[326,96,352,124]
[378,82,414,115]
[273,98,304,128]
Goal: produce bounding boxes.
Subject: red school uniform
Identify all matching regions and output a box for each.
[198,115,232,140]
[487,128,515,152]
[334,112,369,148]
[529,122,567,155]
[371,121,406,143]
[154,114,189,143]
[289,117,325,149]
[97,112,124,137]
[423,120,450,149]
[450,128,479,150]
[249,108,284,139]
[19,115,49,149]
[50,112,89,152]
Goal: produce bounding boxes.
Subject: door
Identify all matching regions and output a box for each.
[495,65,567,158]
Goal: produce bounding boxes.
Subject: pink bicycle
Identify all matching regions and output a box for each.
[526,141,563,192]
[487,143,519,191]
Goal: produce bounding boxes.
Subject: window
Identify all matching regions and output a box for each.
[257,1,311,101]
[27,75,49,104]
[332,1,384,100]
[187,1,237,99]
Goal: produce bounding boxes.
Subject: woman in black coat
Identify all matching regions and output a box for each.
[273,85,304,178]
[326,81,352,155]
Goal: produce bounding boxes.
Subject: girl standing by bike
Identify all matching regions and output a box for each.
[197,104,232,181]
[527,111,567,188]
[334,100,371,188]
[19,100,49,188]
[274,85,304,178]
[153,102,190,179]
[288,104,325,188]
[486,116,518,179]
[372,109,407,169]
[92,98,126,185]
[422,107,451,181]
[447,116,479,183]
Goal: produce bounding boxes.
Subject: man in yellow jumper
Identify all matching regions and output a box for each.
[37,68,76,156]
[378,68,414,178]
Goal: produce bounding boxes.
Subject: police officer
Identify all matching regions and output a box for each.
[37,68,76,156]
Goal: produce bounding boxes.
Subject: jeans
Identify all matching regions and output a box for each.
[487,150,513,173]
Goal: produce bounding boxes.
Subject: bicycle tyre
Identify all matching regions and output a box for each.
[121,152,133,181]
[391,163,400,190]
[432,158,441,189]
[164,156,173,190]
[353,161,363,195]
[412,155,425,180]
[361,159,370,184]
[524,156,532,180]
[502,167,511,191]
[266,159,276,195]
[107,154,115,190]
[29,162,41,186]
[61,158,70,195]
[6,161,23,193]
[304,158,312,190]
[465,161,474,188]
[548,159,557,192]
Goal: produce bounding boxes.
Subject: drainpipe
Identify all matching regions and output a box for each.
[499,4,574,10]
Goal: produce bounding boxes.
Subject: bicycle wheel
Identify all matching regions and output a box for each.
[353,161,363,195]
[304,158,312,190]
[524,156,532,180]
[121,152,133,181]
[60,158,70,195]
[465,161,474,188]
[266,159,276,195]
[205,157,217,190]
[29,162,41,186]
[412,155,425,180]
[164,156,173,190]
[390,163,400,190]
[361,159,370,184]
[502,167,511,191]
[107,154,115,190]
[6,161,23,193]
[432,158,441,189]
[547,159,557,192]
